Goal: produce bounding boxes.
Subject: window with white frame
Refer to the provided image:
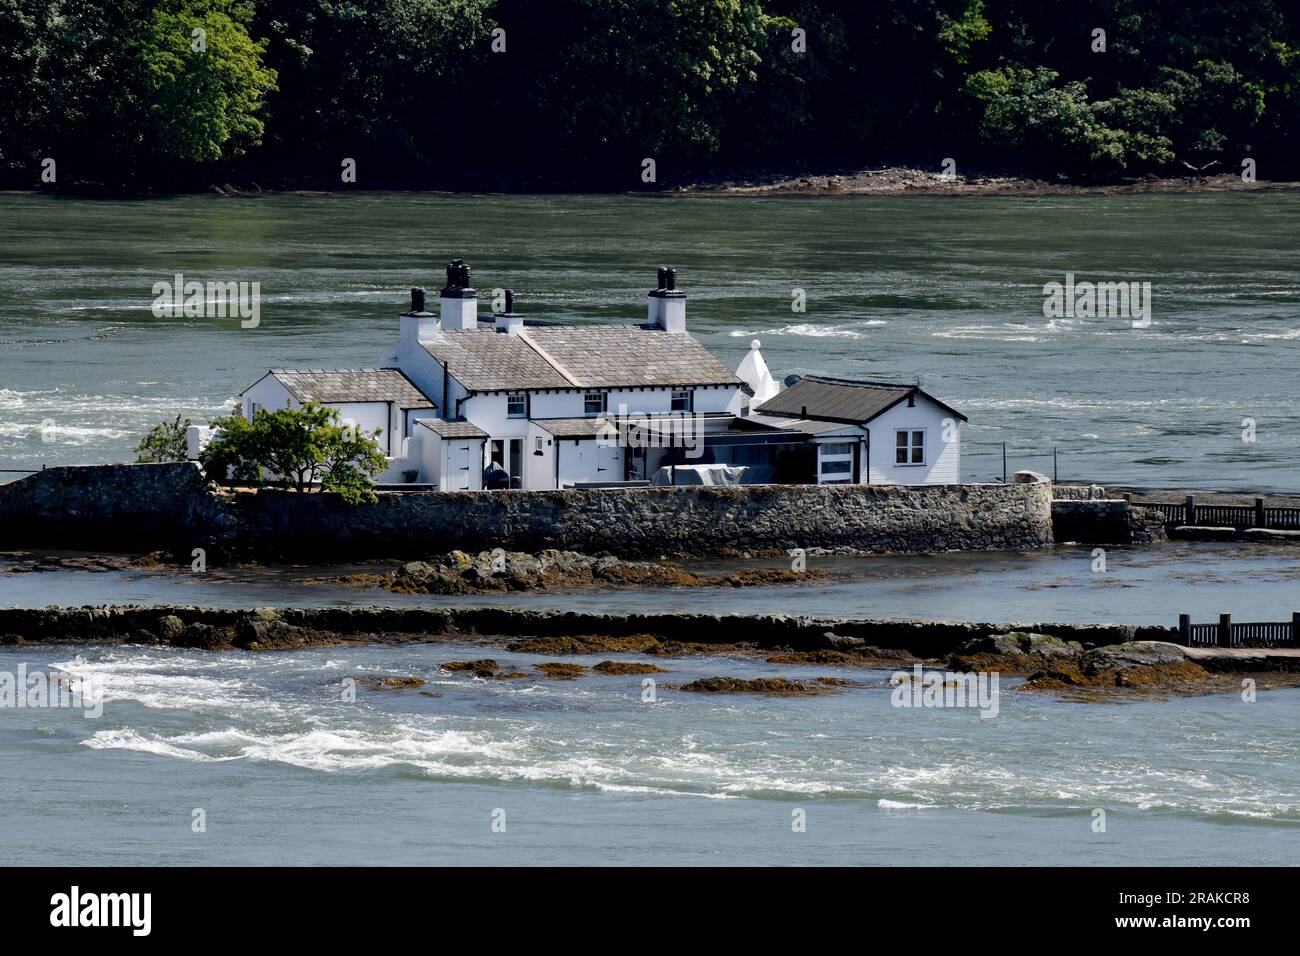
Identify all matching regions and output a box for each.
[818,441,855,484]
[507,392,526,418]
[670,389,693,412]
[583,391,606,416]
[896,429,925,465]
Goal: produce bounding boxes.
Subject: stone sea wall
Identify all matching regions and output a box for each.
[0,462,238,553]
[1050,498,1169,545]
[0,462,1055,559]
[0,605,1178,655]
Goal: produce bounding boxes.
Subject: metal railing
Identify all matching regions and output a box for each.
[1178,612,1300,648]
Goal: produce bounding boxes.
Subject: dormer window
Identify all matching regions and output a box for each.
[671,389,693,412]
[507,392,526,418]
[584,391,606,416]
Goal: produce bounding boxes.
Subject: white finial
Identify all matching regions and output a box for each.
[750,339,761,350]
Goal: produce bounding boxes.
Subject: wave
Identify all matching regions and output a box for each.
[727,321,886,339]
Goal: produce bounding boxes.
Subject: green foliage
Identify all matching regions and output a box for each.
[965,67,1128,175]
[133,414,192,463]
[5,0,1300,185]
[132,0,279,163]
[199,403,386,505]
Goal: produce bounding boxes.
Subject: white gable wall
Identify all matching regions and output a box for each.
[865,395,961,485]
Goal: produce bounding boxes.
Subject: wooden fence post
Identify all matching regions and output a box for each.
[1178,613,1191,646]
[1217,613,1232,648]
[1255,497,1266,528]
[1185,495,1196,525]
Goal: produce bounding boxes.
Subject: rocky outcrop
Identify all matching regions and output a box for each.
[382,549,822,594]
[1020,641,1214,692]
[0,605,1177,656]
[675,677,833,695]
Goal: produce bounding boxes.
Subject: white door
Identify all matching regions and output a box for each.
[448,442,472,490]
[595,444,622,482]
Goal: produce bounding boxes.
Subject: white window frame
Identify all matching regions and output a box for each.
[670,389,693,412]
[506,392,526,418]
[817,440,855,484]
[583,391,606,416]
[895,428,926,466]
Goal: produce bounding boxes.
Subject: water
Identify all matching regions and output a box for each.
[1,191,1298,489]
[3,541,1299,626]
[3,191,1299,865]
[1,641,1295,865]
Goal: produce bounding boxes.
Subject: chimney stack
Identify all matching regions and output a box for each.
[440,258,478,331]
[399,285,437,348]
[647,265,686,333]
[494,287,523,336]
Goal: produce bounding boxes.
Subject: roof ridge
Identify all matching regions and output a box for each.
[802,374,914,389]
[516,330,582,387]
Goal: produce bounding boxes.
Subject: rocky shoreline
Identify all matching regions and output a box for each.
[338,549,825,595]
[676,167,1300,198]
[2,605,1296,700]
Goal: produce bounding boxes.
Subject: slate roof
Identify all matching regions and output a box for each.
[740,414,863,435]
[422,324,740,392]
[533,418,608,438]
[256,368,434,408]
[535,413,731,439]
[422,330,571,392]
[415,418,488,438]
[755,375,967,424]
[523,325,739,389]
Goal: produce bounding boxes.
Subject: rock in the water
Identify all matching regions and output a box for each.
[1082,641,1187,670]
[157,614,185,642]
[958,631,1084,658]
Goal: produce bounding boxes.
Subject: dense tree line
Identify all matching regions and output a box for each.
[3,0,1299,190]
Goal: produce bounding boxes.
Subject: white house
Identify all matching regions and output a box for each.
[209,259,966,489]
[747,375,967,485]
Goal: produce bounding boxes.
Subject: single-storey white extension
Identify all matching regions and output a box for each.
[747,375,967,485]
[204,259,967,489]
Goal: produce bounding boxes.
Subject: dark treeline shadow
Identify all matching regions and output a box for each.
[3,0,1298,192]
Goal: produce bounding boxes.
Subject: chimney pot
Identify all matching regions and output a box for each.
[505,288,514,314]
[410,287,426,313]
[666,268,677,291]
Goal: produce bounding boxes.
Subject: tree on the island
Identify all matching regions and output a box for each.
[199,403,387,504]
[133,414,193,463]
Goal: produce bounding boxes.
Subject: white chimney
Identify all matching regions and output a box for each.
[399,286,438,350]
[647,266,686,333]
[440,258,478,331]
[494,288,523,335]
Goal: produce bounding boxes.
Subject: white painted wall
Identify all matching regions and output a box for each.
[556,439,624,487]
[242,375,295,417]
[865,395,960,485]
[526,422,558,490]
